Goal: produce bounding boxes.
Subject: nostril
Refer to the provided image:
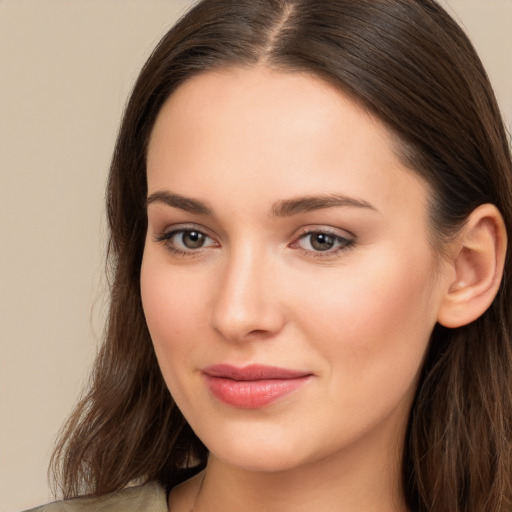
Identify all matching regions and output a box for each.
[245,328,277,340]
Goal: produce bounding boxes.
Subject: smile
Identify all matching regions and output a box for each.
[202,364,313,408]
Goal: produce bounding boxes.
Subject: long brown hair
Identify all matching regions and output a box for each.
[51,1,512,510]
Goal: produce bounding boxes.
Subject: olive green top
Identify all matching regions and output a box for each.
[24,482,168,512]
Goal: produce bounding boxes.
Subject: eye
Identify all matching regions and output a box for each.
[155,228,217,255]
[302,232,337,251]
[175,230,208,249]
[294,230,355,256]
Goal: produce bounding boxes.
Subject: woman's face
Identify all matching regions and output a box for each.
[141,67,450,473]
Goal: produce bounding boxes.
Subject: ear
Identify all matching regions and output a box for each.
[437,204,507,328]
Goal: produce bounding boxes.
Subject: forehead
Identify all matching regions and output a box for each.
[146,66,429,221]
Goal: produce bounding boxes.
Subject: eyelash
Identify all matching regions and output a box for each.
[154,226,217,258]
[154,226,356,259]
[292,230,355,259]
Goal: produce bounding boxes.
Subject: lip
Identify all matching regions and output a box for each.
[202,364,312,408]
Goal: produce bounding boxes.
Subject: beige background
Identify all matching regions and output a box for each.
[0,1,511,510]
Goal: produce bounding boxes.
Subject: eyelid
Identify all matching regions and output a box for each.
[154,222,217,240]
[293,225,356,240]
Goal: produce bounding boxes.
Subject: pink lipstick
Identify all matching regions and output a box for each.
[202,364,312,408]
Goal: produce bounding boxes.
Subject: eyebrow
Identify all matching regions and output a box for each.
[146,190,213,215]
[271,194,377,217]
[146,190,377,217]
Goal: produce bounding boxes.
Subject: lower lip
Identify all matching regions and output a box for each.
[204,375,311,408]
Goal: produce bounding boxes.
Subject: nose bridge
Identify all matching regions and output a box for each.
[209,241,283,342]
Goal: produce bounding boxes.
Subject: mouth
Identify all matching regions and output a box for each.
[202,364,313,408]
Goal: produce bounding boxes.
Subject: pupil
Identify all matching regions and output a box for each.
[183,231,205,248]
[311,233,334,251]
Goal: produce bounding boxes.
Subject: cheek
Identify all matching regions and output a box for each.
[140,252,218,420]
[140,252,210,366]
[288,247,439,398]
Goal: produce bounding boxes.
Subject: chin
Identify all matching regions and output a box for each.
[212,444,309,474]
[193,421,326,474]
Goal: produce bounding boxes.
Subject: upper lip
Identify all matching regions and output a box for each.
[202,364,311,381]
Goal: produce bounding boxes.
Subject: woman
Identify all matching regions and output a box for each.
[31,0,512,511]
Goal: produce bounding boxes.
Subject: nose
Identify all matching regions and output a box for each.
[209,246,286,343]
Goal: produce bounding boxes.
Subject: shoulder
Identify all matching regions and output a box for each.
[23,482,168,512]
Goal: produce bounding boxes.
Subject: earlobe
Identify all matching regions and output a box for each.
[437,204,507,328]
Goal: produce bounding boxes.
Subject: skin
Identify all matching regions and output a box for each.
[141,66,455,512]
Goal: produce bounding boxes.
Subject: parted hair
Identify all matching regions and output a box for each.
[51,1,512,510]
